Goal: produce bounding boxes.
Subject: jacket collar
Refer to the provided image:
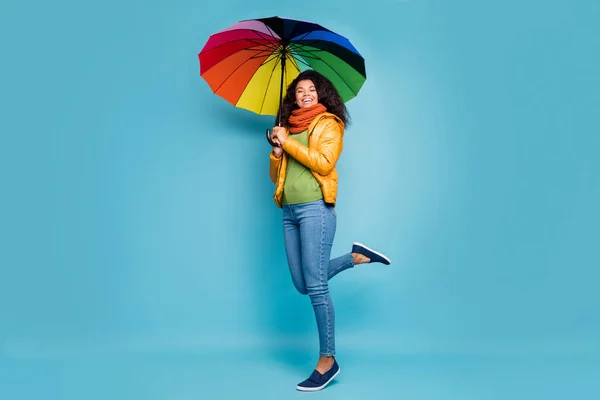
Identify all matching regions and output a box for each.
[307,112,345,135]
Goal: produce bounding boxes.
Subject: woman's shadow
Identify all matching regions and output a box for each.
[211,104,315,372]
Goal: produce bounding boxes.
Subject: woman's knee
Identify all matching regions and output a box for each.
[293,282,308,295]
[306,283,329,299]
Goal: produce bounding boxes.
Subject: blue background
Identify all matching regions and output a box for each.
[1,0,599,398]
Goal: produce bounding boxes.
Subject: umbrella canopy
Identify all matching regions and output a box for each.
[198,16,367,119]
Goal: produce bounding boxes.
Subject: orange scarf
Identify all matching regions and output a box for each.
[288,104,327,133]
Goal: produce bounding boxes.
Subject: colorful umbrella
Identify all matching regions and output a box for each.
[198,16,366,127]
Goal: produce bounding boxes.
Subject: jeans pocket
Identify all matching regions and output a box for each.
[325,203,336,218]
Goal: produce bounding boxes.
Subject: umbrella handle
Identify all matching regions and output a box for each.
[266,129,281,147]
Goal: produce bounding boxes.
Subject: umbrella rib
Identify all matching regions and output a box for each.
[287,54,304,72]
[203,38,283,69]
[289,40,357,59]
[258,57,283,115]
[255,49,302,114]
[286,50,314,69]
[289,43,335,60]
[291,45,362,97]
[200,35,280,57]
[290,37,345,52]
[253,29,281,42]
[202,42,277,58]
[249,48,280,61]
[211,52,272,95]
[288,46,323,61]
[260,23,281,43]
[260,49,288,66]
[204,45,277,80]
[334,60,362,95]
[316,57,360,97]
[290,30,324,42]
[260,51,281,64]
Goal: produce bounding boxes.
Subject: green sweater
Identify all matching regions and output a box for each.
[281,130,324,205]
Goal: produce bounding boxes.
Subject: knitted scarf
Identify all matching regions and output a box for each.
[288,103,327,134]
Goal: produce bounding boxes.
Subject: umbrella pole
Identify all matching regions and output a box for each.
[277,50,287,127]
[267,48,287,147]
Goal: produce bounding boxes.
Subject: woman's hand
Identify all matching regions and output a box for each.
[271,126,288,146]
[272,144,283,158]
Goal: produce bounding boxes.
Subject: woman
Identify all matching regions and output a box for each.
[269,70,391,392]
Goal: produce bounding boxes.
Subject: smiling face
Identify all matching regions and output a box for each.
[295,79,319,108]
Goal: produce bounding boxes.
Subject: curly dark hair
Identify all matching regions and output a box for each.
[277,70,350,127]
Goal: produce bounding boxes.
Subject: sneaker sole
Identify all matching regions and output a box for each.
[353,242,392,264]
[296,368,340,392]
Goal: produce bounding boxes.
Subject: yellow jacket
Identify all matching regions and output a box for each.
[269,112,344,208]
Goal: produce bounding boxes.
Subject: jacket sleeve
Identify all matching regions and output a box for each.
[269,151,282,183]
[281,119,343,176]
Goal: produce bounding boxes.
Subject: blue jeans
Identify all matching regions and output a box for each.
[282,199,355,356]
